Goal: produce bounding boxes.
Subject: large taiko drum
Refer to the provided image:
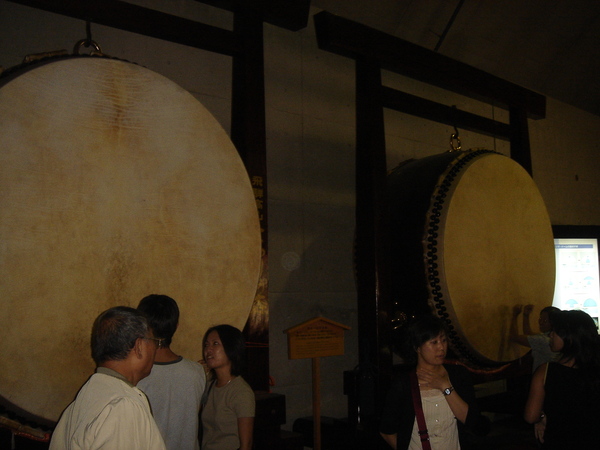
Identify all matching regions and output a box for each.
[0,55,261,423]
[388,149,555,368]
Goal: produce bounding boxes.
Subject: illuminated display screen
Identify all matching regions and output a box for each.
[553,238,600,330]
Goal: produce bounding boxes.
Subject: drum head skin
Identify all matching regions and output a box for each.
[390,150,555,367]
[428,151,555,365]
[0,56,261,422]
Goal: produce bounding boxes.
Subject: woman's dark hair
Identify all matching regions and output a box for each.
[202,324,246,376]
[541,306,561,329]
[401,315,447,364]
[91,306,149,364]
[553,310,600,388]
[137,294,179,346]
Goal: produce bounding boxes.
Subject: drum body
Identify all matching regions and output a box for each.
[388,149,555,368]
[0,56,261,422]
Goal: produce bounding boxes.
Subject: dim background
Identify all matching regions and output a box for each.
[1,0,599,432]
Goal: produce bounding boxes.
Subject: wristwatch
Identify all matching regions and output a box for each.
[443,386,454,396]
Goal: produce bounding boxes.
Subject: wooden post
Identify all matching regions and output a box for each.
[509,106,533,176]
[231,4,270,392]
[355,56,393,426]
[312,357,321,450]
[284,317,350,450]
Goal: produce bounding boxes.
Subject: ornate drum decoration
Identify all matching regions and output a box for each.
[388,149,555,368]
[0,55,261,423]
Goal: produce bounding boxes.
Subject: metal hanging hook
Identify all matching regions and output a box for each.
[449,105,462,152]
[73,21,103,55]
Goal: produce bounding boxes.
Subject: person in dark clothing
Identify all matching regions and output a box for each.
[380,315,489,449]
[524,310,600,449]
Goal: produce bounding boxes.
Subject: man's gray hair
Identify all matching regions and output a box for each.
[91,306,149,364]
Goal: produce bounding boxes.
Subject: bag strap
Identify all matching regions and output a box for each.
[410,370,432,450]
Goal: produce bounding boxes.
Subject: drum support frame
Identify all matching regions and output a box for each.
[315,10,547,431]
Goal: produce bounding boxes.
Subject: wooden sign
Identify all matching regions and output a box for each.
[284,317,350,450]
[284,317,350,360]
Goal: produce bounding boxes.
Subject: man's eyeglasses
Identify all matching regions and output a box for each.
[144,337,165,348]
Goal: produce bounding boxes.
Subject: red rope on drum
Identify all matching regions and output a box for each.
[0,416,51,442]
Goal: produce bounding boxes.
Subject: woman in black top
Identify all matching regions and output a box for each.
[524,310,600,449]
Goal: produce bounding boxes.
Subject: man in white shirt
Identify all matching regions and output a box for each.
[50,306,166,450]
[510,304,561,372]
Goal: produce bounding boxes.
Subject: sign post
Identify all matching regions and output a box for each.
[284,317,350,450]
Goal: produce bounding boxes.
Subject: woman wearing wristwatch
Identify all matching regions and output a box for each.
[380,315,489,449]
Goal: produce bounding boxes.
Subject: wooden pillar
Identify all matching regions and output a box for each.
[231,4,270,392]
[509,106,533,176]
[354,56,393,429]
[312,357,321,450]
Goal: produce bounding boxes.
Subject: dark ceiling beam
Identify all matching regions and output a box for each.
[314,11,546,120]
[198,0,311,31]
[5,0,239,56]
[553,225,600,239]
[382,86,512,141]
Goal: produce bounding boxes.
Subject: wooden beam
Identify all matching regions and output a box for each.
[382,86,511,141]
[314,11,546,120]
[198,0,311,31]
[5,0,239,55]
[553,225,600,239]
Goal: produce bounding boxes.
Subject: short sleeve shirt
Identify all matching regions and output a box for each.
[138,357,206,450]
[527,333,558,372]
[201,376,255,450]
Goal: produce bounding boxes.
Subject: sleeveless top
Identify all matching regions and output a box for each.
[408,389,460,449]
